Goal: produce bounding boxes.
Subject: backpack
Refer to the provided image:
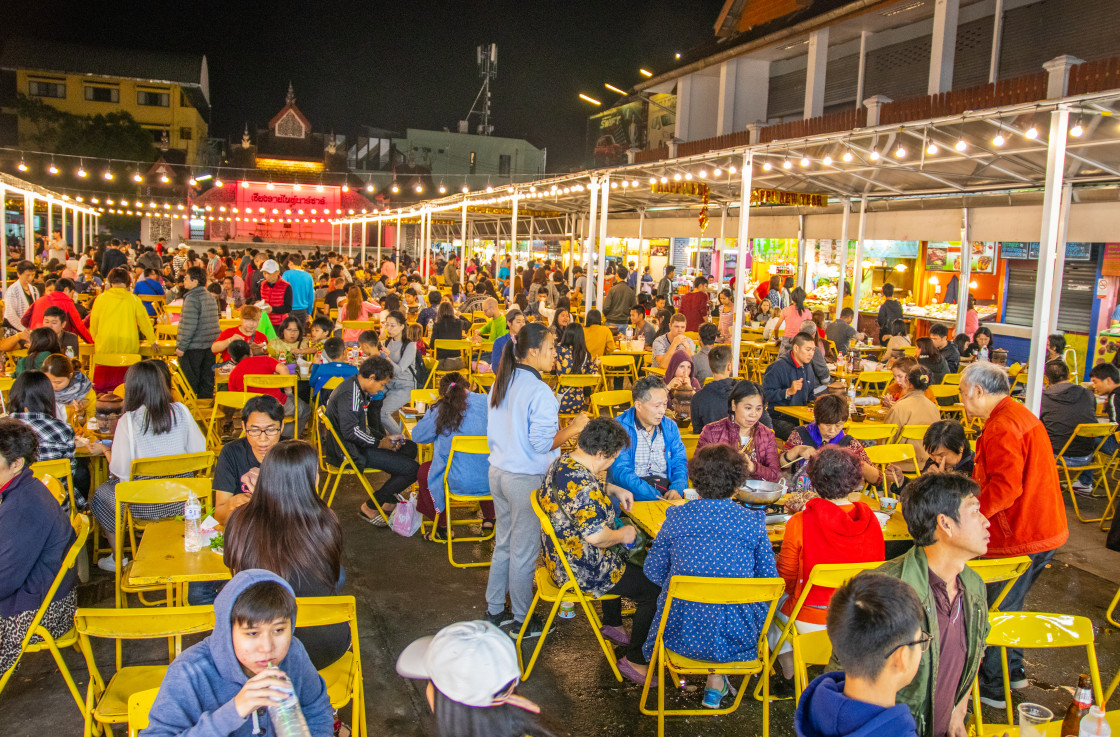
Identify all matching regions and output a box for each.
[409,340,431,388]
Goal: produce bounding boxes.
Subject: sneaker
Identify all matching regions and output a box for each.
[486,608,515,628]
[97,554,128,572]
[1071,480,1093,496]
[978,686,1007,709]
[510,614,556,640]
[702,676,735,709]
[1009,668,1029,690]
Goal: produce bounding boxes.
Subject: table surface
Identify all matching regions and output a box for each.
[994,709,1119,736]
[628,493,911,543]
[127,520,232,588]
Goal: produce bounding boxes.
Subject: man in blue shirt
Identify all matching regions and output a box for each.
[133,268,166,316]
[626,260,638,289]
[608,376,689,501]
[283,262,315,326]
[309,337,358,401]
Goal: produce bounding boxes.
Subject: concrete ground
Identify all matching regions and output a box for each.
[4,478,1119,737]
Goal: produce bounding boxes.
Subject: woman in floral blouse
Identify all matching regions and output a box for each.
[537,417,660,686]
[554,324,598,414]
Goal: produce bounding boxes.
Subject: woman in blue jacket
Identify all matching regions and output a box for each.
[410,371,494,540]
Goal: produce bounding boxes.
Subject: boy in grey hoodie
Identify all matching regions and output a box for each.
[142,569,332,737]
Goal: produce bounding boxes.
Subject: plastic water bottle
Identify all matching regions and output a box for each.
[1080,706,1111,737]
[625,326,634,340]
[847,380,857,418]
[66,346,75,359]
[183,490,202,553]
[268,692,313,737]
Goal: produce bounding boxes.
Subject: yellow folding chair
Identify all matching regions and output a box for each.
[317,408,391,517]
[844,423,897,444]
[137,295,167,323]
[243,374,300,439]
[517,493,623,681]
[298,596,366,737]
[0,514,89,716]
[854,370,891,398]
[640,576,786,737]
[680,433,701,458]
[590,389,633,417]
[340,319,377,335]
[965,557,1031,612]
[863,444,917,498]
[218,317,241,329]
[600,354,638,387]
[970,612,1105,735]
[206,390,257,451]
[75,605,215,737]
[127,687,160,737]
[898,424,932,442]
[410,388,438,406]
[91,353,142,388]
[112,478,214,610]
[1055,422,1117,524]
[440,436,495,568]
[792,629,834,699]
[942,372,962,385]
[154,323,178,339]
[167,359,206,423]
[761,561,882,702]
[428,339,474,388]
[471,372,496,392]
[32,457,76,519]
[556,373,602,419]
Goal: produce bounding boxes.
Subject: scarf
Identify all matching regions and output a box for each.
[55,370,93,404]
[804,422,847,448]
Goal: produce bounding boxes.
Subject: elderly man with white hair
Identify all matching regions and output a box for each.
[959,360,1068,708]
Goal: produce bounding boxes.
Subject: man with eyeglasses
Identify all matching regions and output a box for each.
[868,473,991,737]
[212,394,286,524]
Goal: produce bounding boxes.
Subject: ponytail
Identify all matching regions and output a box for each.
[434,371,469,435]
[491,322,550,408]
[791,286,807,315]
[907,365,931,392]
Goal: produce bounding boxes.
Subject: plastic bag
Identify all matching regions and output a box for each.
[390,491,423,537]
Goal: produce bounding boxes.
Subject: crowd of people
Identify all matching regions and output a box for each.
[0,236,1109,737]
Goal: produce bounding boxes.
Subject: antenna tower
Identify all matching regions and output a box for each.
[461,44,497,136]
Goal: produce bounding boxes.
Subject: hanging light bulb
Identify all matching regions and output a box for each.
[728,165,737,174]
[17,158,28,172]
[266,180,274,189]
[841,150,853,163]
[799,156,810,167]
[1025,125,1039,140]
[992,133,1005,147]
[293,182,301,190]
[926,142,939,155]
[762,161,773,171]
[672,173,682,181]
[188,176,197,186]
[48,159,59,175]
[1070,119,1084,137]
[894,145,906,158]
[104,168,114,180]
[782,158,792,169]
[713,168,722,176]
[461,185,470,193]
[366,182,375,192]
[77,160,88,178]
[969,280,978,289]
[341,184,349,192]
[822,154,833,166]
[316,182,325,192]
[954,138,967,152]
[698,169,707,178]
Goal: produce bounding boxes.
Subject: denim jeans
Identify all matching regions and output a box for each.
[978,548,1057,691]
[1059,454,1094,485]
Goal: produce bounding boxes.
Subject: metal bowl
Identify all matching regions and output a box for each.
[735,479,786,505]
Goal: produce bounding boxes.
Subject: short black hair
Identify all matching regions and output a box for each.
[901,472,981,547]
[0,417,38,468]
[806,446,864,500]
[708,345,732,375]
[629,304,645,317]
[840,307,855,319]
[228,339,251,363]
[693,275,707,287]
[107,267,131,286]
[359,355,393,380]
[698,323,720,346]
[230,580,297,628]
[1044,359,1069,384]
[813,394,848,425]
[585,309,603,326]
[1089,363,1119,383]
[929,323,949,338]
[428,290,440,305]
[16,260,36,275]
[792,331,816,349]
[186,266,206,285]
[43,305,67,322]
[827,573,923,681]
[616,266,628,281]
[882,283,894,298]
[689,444,747,499]
[357,330,379,347]
[922,420,967,457]
[311,316,333,335]
[1048,333,1066,354]
[576,417,631,457]
[241,394,285,424]
[55,277,75,292]
[727,380,763,414]
[323,336,346,360]
[633,375,667,403]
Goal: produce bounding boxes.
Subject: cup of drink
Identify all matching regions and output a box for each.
[415,400,426,414]
[1016,703,1053,737]
[683,488,699,501]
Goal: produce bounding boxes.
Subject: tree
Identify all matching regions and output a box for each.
[15,93,157,164]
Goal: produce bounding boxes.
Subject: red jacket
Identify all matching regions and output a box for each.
[258,278,292,327]
[679,290,709,332]
[23,291,94,343]
[973,396,1068,557]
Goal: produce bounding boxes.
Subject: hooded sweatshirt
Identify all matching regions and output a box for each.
[89,286,156,354]
[142,569,333,737]
[795,672,918,737]
[1039,381,1098,456]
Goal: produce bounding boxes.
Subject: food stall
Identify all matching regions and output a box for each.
[909,240,1002,336]
[853,241,920,338]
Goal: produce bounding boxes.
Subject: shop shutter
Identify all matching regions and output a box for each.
[1002,244,1098,332]
[768,68,805,119]
[864,35,932,103]
[999,0,1120,80]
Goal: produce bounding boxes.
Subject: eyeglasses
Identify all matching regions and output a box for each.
[246,427,282,438]
[887,630,933,658]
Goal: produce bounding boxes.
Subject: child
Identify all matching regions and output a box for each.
[405,323,427,357]
[211,305,267,363]
[762,307,782,340]
[307,316,334,363]
[310,337,358,400]
[143,570,332,737]
[794,573,922,737]
[357,330,380,357]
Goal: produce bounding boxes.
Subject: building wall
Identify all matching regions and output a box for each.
[393,129,546,180]
[14,69,208,163]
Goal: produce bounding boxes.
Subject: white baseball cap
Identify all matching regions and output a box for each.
[261,259,280,273]
[395,620,539,712]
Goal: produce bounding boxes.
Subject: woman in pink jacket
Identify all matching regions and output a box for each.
[696,380,780,482]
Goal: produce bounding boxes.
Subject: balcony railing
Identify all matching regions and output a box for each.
[1069,55,1120,95]
[758,107,866,143]
[879,72,1048,125]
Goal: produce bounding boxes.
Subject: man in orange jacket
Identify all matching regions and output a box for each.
[960,361,1068,708]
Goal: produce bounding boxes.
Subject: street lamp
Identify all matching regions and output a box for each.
[579,93,601,106]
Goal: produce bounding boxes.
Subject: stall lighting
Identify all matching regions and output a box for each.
[822,155,833,166]
[869,150,880,161]
[604,83,626,95]
[1070,119,1084,137]
[415,184,424,193]
[266,181,275,190]
[293,182,301,190]
[992,133,1005,147]
[77,161,88,178]
[48,160,59,175]
[713,168,722,176]
[391,182,400,193]
[1025,125,1039,139]
[728,165,737,174]
[342,184,350,192]
[241,180,250,188]
[673,173,682,181]
[17,158,27,172]
[762,161,773,171]
[861,260,873,269]
[188,177,197,186]
[579,93,602,106]
[799,156,810,167]
[698,170,707,178]
[160,174,170,183]
[926,142,939,155]
[842,150,854,163]
[895,264,907,272]
[684,172,693,180]
[214,178,223,187]
[103,169,114,180]
[954,138,967,152]
[969,280,978,289]
[630,180,639,187]
[928,276,939,285]
[639,68,653,78]
[894,145,906,158]
[782,159,792,169]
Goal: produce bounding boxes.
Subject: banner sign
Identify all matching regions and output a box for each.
[1103,243,1120,277]
[670,237,690,269]
[925,241,995,273]
[999,241,1092,262]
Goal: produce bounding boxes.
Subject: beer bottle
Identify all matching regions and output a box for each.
[1061,673,1093,737]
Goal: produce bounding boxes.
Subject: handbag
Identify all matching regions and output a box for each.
[389,491,423,537]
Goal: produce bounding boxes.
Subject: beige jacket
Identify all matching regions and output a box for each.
[886,390,942,469]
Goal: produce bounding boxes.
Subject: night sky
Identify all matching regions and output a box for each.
[4,0,726,171]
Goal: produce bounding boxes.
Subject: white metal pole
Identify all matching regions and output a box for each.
[377,219,383,266]
[715,205,726,283]
[361,219,367,265]
[1047,182,1073,336]
[460,200,468,286]
[585,179,599,310]
[46,199,53,248]
[60,206,66,254]
[426,208,433,284]
[989,0,1005,84]
[396,215,402,269]
[637,208,646,285]
[1025,108,1070,412]
[71,203,78,253]
[510,194,519,296]
[835,198,851,323]
[850,197,869,334]
[0,185,7,290]
[23,195,34,260]
[596,174,611,310]
[731,152,754,377]
[956,208,972,337]
[797,214,807,290]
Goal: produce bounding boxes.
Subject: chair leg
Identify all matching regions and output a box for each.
[44,636,85,714]
[516,591,545,678]
[577,596,622,682]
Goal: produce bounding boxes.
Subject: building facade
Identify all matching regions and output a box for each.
[0,38,210,164]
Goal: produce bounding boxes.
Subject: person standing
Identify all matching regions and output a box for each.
[602,266,635,329]
[656,265,675,299]
[679,276,710,333]
[877,283,904,344]
[283,261,315,326]
[3,261,39,336]
[485,323,587,637]
[176,266,221,400]
[89,267,156,391]
[258,260,292,328]
[959,361,1068,708]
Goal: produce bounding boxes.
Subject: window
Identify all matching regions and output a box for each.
[469,151,477,174]
[137,90,170,107]
[29,80,65,98]
[180,90,192,108]
[179,126,192,140]
[84,86,119,103]
[498,154,511,176]
[146,127,169,144]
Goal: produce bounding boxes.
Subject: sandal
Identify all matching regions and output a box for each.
[482,519,495,530]
[358,507,389,527]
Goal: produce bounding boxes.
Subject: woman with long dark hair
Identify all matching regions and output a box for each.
[486,322,587,635]
[341,285,380,342]
[8,370,75,469]
[43,352,93,408]
[410,372,494,539]
[429,301,469,370]
[378,309,417,434]
[223,440,348,669]
[14,327,60,376]
[915,336,948,384]
[549,304,572,340]
[555,324,596,415]
[90,360,206,568]
[775,287,812,349]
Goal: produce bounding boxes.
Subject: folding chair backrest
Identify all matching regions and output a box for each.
[855,371,892,396]
[131,451,215,479]
[75,605,215,651]
[845,424,897,442]
[899,424,931,441]
[666,575,786,606]
[942,373,962,385]
[297,596,358,630]
[797,629,833,668]
[985,612,1105,706]
[930,384,960,400]
[557,374,602,391]
[864,443,917,466]
[411,389,438,405]
[966,557,1031,611]
[32,457,75,511]
[341,320,377,333]
[590,389,633,416]
[9,513,88,657]
[783,561,883,630]
[128,687,160,737]
[530,491,585,594]
[680,434,700,458]
[317,407,360,470]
